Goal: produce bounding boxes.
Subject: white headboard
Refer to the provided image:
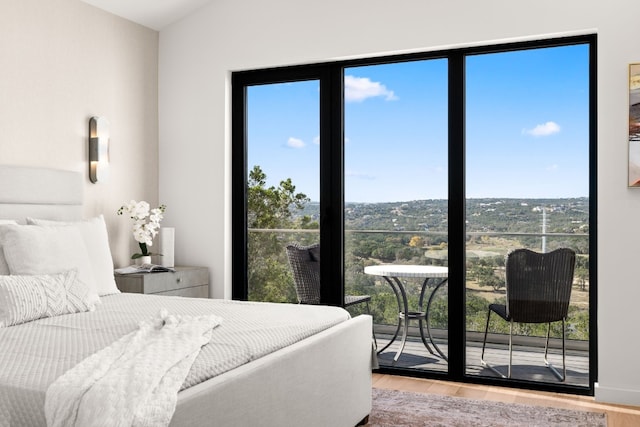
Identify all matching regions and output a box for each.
[0,165,83,222]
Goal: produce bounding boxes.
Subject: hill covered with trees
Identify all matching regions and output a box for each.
[249,167,591,341]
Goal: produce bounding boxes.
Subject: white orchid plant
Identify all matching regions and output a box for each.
[117,200,166,259]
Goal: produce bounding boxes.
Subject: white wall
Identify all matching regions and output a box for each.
[158,0,640,405]
[0,0,158,267]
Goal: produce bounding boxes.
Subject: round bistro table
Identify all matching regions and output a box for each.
[364,264,448,362]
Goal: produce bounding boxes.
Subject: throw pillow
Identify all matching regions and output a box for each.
[0,219,18,275]
[0,224,100,305]
[27,215,119,296]
[0,270,96,327]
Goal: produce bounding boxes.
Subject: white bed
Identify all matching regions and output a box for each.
[0,165,373,427]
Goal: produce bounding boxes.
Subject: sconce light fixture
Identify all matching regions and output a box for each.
[89,116,109,183]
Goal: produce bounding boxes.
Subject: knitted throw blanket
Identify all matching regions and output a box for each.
[44,309,222,427]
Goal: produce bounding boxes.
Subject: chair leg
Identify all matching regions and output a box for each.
[480,309,491,365]
[562,319,567,381]
[562,318,566,380]
[544,320,567,382]
[481,309,506,378]
[508,321,513,379]
[365,300,377,350]
[544,321,551,365]
[483,315,566,382]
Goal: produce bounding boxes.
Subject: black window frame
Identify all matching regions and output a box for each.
[231,34,597,395]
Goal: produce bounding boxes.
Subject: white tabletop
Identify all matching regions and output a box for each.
[364,264,448,278]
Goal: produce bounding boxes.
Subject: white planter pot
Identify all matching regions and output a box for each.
[136,256,152,266]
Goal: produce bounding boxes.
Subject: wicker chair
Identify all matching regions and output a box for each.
[480,248,576,381]
[285,242,376,345]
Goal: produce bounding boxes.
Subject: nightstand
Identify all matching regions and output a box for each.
[114,266,209,298]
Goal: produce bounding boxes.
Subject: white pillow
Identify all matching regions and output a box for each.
[27,215,119,296]
[0,219,18,275]
[0,270,96,327]
[0,224,100,305]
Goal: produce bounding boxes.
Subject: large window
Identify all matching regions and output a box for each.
[232,35,596,395]
[245,80,320,302]
[464,44,592,384]
[343,60,450,368]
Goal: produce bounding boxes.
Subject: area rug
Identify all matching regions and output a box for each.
[367,388,606,427]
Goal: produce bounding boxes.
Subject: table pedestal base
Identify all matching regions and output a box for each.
[376,276,448,362]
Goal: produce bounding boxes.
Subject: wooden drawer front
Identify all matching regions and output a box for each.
[154,285,209,298]
[141,268,208,294]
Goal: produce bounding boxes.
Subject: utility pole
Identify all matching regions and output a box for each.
[541,208,547,253]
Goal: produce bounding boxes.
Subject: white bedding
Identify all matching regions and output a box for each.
[46,309,222,427]
[0,293,351,427]
[0,165,371,427]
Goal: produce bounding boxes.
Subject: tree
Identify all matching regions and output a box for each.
[409,236,424,248]
[470,264,505,291]
[574,255,590,291]
[247,165,309,229]
[247,165,312,302]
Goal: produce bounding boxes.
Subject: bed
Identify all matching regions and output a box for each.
[0,165,373,427]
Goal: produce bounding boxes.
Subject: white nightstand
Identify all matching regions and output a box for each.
[114,266,209,298]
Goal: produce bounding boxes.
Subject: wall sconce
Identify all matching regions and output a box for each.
[89,116,109,183]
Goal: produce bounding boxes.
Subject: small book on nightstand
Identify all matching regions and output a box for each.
[114,263,176,275]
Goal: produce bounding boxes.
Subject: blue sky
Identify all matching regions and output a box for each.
[247,44,589,203]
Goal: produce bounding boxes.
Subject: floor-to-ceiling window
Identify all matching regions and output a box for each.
[245,80,320,303]
[343,60,449,371]
[464,44,592,387]
[232,34,596,394]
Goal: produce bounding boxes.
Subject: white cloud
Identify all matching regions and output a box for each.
[287,137,305,148]
[522,121,561,137]
[547,164,559,171]
[344,75,398,103]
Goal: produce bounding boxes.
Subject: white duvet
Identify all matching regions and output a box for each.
[0,294,351,427]
[44,309,222,427]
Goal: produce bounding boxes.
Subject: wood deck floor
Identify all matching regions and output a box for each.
[375,332,590,388]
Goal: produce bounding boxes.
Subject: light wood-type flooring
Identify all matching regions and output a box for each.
[372,373,640,426]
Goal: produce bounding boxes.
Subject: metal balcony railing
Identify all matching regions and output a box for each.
[248,228,590,341]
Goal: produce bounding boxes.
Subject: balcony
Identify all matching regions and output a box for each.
[374,327,589,387]
[248,227,591,388]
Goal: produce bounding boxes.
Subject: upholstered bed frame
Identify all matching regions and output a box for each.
[0,164,372,427]
[0,165,83,221]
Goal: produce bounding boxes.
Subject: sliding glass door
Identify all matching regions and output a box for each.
[343,60,449,372]
[232,34,596,395]
[464,44,592,387]
[245,80,320,303]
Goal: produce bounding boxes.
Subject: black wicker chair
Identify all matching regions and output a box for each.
[480,248,576,381]
[285,242,376,345]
